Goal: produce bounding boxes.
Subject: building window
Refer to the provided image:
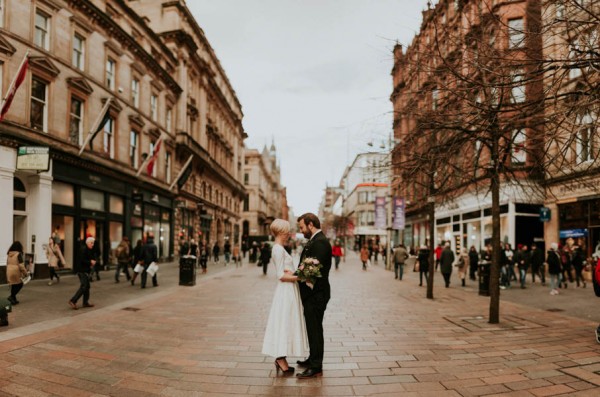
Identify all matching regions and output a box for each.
[69,96,83,145]
[130,130,139,168]
[508,18,524,49]
[243,197,249,211]
[30,77,48,132]
[150,94,158,121]
[576,114,595,164]
[432,88,439,110]
[72,33,85,70]
[511,129,526,165]
[569,39,582,79]
[511,71,525,103]
[102,117,114,158]
[106,58,116,90]
[166,107,172,132]
[131,78,139,108]
[34,9,50,50]
[244,173,249,184]
[0,0,5,28]
[165,152,172,184]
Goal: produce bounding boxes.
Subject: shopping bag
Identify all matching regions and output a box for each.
[21,274,31,285]
[134,264,145,273]
[146,262,159,277]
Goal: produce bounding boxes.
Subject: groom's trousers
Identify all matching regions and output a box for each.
[303,293,329,370]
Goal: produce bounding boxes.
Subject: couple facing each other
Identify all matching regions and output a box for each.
[261,213,332,378]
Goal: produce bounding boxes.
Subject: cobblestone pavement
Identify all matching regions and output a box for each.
[0,253,599,396]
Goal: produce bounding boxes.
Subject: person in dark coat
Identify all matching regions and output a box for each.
[260,242,272,275]
[530,243,545,285]
[295,213,332,379]
[130,239,143,286]
[440,243,455,288]
[572,245,586,288]
[417,245,430,287]
[547,243,562,295]
[140,234,159,288]
[516,244,531,289]
[69,237,96,310]
[468,246,479,281]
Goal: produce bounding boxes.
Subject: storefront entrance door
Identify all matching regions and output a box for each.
[81,219,105,268]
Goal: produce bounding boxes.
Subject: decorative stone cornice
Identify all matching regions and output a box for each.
[128,114,145,129]
[66,77,94,96]
[29,56,60,79]
[0,33,16,56]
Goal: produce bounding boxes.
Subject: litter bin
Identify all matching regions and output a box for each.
[179,255,197,286]
[478,260,491,296]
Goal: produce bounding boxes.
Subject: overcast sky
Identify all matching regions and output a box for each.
[188,0,428,215]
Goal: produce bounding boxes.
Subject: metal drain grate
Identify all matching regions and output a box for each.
[122,307,141,312]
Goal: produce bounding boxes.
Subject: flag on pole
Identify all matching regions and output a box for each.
[0,51,30,122]
[136,134,166,176]
[169,154,194,191]
[78,97,113,156]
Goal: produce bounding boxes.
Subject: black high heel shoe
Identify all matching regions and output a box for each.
[274,357,295,374]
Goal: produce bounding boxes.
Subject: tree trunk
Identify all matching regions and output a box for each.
[489,132,501,324]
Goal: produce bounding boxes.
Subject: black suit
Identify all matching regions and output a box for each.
[299,231,332,370]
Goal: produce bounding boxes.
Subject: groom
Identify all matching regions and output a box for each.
[296,213,332,378]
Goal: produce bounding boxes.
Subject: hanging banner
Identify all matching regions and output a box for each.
[374,196,386,229]
[392,197,405,230]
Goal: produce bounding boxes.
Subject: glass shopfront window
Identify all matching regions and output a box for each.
[144,204,160,245]
[109,221,123,265]
[465,220,482,252]
[159,210,171,258]
[109,195,124,214]
[81,188,104,211]
[52,181,74,206]
[51,214,74,267]
[436,224,452,246]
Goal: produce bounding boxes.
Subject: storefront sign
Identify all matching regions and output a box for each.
[392,197,405,230]
[559,229,588,238]
[539,207,551,222]
[16,146,49,171]
[374,196,386,229]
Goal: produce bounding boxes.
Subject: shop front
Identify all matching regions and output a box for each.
[557,199,600,257]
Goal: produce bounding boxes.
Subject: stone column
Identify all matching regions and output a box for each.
[26,170,53,267]
[0,145,15,267]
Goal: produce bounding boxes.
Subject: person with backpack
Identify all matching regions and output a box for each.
[114,237,131,283]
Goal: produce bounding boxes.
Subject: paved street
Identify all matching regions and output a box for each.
[1,253,600,396]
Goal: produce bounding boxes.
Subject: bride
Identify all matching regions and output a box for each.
[261,219,308,375]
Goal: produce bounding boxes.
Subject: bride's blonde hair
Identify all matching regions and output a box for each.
[270,219,290,236]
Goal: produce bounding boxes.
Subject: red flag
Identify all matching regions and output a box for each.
[0,55,29,121]
[146,139,162,175]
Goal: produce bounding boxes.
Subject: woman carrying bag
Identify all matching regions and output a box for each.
[6,241,29,305]
[45,237,65,285]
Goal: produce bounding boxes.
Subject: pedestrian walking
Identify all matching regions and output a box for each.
[90,238,101,281]
[360,244,369,271]
[456,247,468,287]
[434,243,442,271]
[140,234,159,288]
[530,243,545,285]
[440,243,454,288]
[417,245,430,286]
[189,239,198,258]
[212,242,220,263]
[468,246,479,281]
[332,240,343,270]
[233,244,241,267]
[224,240,231,265]
[114,237,131,283]
[516,244,531,289]
[572,245,586,288]
[68,237,96,310]
[393,244,409,280]
[199,242,208,273]
[560,245,573,288]
[130,239,143,286]
[547,243,562,295]
[45,237,64,286]
[261,219,307,376]
[260,242,272,275]
[6,241,28,305]
[242,240,248,259]
[500,244,511,289]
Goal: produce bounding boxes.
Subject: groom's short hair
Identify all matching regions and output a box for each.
[298,213,320,229]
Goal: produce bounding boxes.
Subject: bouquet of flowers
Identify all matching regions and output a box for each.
[295,257,322,289]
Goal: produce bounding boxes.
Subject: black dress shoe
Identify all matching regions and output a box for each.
[296,358,310,366]
[296,368,322,378]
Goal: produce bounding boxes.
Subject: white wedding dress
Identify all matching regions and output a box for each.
[261,244,308,358]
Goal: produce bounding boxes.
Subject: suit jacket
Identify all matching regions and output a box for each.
[299,231,332,302]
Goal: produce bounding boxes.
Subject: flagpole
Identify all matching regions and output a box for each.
[78,97,112,156]
[136,133,165,176]
[169,154,194,191]
[0,50,30,118]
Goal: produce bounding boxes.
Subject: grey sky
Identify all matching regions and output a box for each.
[188,0,428,215]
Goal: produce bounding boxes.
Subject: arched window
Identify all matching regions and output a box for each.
[13,177,27,212]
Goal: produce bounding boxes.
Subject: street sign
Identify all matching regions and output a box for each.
[559,229,587,238]
[539,207,551,222]
[16,146,49,171]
